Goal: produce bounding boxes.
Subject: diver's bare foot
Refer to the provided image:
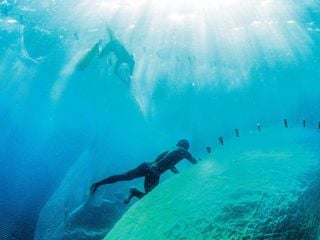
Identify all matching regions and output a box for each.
[124,187,135,204]
[90,183,99,195]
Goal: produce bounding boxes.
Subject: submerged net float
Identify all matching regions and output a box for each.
[257,123,261,132]
[206,147,212,154]
[235,129,239,137]
[218,137,224,146]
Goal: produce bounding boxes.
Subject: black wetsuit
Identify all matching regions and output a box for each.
[94,147,197,200]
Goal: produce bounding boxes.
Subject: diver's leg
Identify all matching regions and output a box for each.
[106,26,116,41]
[124,187,145,204]
[91,163,148,195]
[144,174,160,193]
[124,170,159,204]
[75,40,101,71]
[100,163,147,184]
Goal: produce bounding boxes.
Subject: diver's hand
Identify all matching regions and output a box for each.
[90,182,99,195]
[170,166,179,174]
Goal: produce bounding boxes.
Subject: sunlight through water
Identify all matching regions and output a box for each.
[1,1,320,239]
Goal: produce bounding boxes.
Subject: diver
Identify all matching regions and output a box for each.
[90,139,197,204]
[75,26,135,86]
[99,27,135,79]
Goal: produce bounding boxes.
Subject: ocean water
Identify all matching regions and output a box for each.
[0,0,320,239]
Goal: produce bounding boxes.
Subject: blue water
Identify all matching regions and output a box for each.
[1,0,320,239]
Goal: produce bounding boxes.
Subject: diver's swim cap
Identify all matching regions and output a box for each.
[176,139,190,150]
